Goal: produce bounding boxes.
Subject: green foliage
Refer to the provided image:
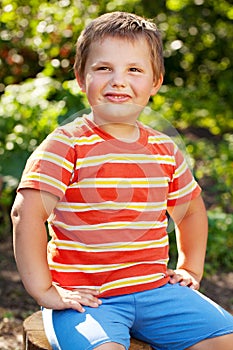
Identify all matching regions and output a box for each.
[0,76,87,178]
[0,0,232,273]
[168,210,233,274]
[0,0,142,89]
[150,85,233,134]
[139,0,233,102]
[206,210,233,273]
[187,133,233,213]
[0,76,87,237]
[141,85,233,215]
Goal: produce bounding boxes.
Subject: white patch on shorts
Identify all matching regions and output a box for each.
[75,314,109,345]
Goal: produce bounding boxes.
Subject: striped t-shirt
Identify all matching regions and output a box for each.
[18,115,201,297]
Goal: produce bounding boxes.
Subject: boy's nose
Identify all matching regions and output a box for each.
[110,72,126,88]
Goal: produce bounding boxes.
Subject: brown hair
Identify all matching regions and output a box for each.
[74,11,164,82]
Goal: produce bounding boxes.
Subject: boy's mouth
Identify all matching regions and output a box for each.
[104,93,131,103]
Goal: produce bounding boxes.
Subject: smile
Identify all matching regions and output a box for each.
[105,93,130,102]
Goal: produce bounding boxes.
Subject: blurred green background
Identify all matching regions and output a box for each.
[0,0,232,274]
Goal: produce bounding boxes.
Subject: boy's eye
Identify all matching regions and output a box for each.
[129,67,142,73]
[97,66,111,71]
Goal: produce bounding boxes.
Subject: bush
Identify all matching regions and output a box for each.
[0,76,87,239]
[168,209,233,274]
[206,210,233,274]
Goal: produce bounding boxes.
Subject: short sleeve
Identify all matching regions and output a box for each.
[167,146,201,206]
[18,128,76,199]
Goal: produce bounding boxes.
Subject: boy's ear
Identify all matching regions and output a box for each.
[75,71,86,92]
[151,74,163,96]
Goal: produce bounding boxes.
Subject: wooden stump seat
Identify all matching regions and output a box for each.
[23,311,151,350]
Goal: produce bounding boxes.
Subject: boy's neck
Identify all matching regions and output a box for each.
[99,122,140,143]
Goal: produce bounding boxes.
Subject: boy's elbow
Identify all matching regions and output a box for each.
[11,191,31,225]
[11,202,20,225]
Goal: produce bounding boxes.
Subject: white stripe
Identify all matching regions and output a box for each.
[76,154,175,169]
[51,219,168,231]
[74,135,103,145]
[42,309,62,350]
[49,259,168,273]
[49,133,74,147]
[148,135,174,145]
[173,159,188,179]
[24,173,67,192]
[75,314,109,345]
[168,179,197,200]
[51,236,169,252]
[99,272,165,293]
[33,150,73,172]
[74,177,169,188]
[56,201,167,212]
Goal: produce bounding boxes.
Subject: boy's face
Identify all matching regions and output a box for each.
[76,36,162,126]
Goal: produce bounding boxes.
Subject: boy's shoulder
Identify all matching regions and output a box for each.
[55,115,89,136]
[139,121,180,157]
[41,115,100,149]
[48,115,99,142]
[139,121,176,144]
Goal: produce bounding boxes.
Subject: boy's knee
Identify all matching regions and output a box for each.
[94,342,125,350]
[188,333,233,350]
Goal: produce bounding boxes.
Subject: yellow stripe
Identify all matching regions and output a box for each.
[50,133,73,146]
[76,154,175,168]
[56,201,167,212]
[24,173,66,192]
[168,179,197,200]
[49,262,134,273]
[49,259,168,273]
[52,219,168,232]
[173,159,188,179]
[75,177,168,188]
[148,135,173,144]
[74,135,103,145]
[99,273,165,293]
[34,151,73,172]
[52,236,169,252]
[50,128,103,146]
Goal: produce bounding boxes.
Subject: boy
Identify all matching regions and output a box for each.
[11,11,233,350]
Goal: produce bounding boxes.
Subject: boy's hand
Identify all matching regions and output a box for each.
[39,285,102,313]
[167,268,200,290]
[58,286,102,312]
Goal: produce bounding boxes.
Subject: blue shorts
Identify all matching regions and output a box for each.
[42,283,233,350]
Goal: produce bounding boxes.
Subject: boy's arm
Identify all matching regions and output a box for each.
[167,195,208,290]
[11,188,101,312]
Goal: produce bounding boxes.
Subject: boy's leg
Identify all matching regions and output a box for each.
[188,333,233,350]
[42,294,134,350]
[131,283,233,350]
